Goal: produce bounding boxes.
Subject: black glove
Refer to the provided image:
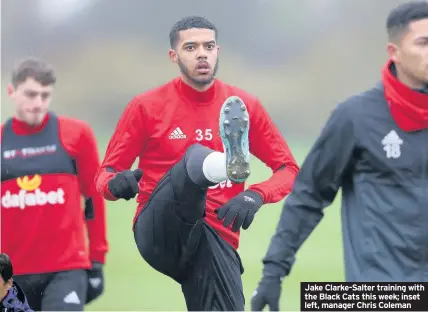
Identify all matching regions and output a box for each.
[215,190,263,232]
[108,169,143,200]
[86,262,104,304]
[251,277,282,311]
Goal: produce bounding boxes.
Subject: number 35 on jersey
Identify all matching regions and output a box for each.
[195,129,213,141]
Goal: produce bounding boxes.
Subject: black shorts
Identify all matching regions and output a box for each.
[13,269,87,311]
[134,153,245,311]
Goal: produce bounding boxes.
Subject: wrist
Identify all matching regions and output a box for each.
[90,251,106,264]
[104,182,118,201]
[91,261,103,270]
[246,190,264,206]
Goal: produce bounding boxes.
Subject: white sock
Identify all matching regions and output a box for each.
[202,152,227,183]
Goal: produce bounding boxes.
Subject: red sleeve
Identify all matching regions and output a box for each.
[247,100,299,203]
[0,123,5,142]
[60,118,109,264]
[95,97,148,201]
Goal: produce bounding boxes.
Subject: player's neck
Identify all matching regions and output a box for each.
[177,77,217,104]
[12,113,49,134]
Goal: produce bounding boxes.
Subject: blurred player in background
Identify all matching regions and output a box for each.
[0,253,33,312]
[96,16,299,311]
[251,1,428,310]
[1,58,109,311]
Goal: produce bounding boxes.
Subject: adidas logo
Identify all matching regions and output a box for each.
[63,291,80,304]
[244,196,255,203]
[169,127,187,140]
[382,130,403,159]
[381,130,403,145]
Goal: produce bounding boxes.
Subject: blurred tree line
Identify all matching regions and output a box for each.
[1,0,409,141]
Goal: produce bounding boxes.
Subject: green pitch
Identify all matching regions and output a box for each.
[86,143,345,311]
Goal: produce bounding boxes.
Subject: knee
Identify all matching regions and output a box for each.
[184,143,213,161]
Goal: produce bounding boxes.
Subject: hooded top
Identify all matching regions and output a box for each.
[0,281,33,312]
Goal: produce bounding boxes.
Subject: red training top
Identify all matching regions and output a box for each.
[95,78,299,249]
[1,114,108,275]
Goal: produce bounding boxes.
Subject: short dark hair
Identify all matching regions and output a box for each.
[0,254,13,283]
[169,16,218,48]
[386,1,428,41]
[11,58,56,88]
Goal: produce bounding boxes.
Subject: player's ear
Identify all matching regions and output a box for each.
[7,83,15,97]
[169,49,178,64]
[387,42,399,63]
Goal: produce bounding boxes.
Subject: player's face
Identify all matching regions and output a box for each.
[8,78,53,126]
[389,18,428,88]
[170,28,219,89]
[0,276,12,301]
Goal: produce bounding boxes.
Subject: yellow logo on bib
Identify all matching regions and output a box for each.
[16,175,42,191]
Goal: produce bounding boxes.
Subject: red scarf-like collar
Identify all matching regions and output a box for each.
[175,77,218,105]
[382,60,428,132]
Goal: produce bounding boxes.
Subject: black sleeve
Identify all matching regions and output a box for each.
[262,101,357,279]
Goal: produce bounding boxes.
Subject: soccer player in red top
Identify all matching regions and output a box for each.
[1,58,108,311]
[96,16,299,311]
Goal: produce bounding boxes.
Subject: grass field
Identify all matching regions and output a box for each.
[86,143,345,311]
